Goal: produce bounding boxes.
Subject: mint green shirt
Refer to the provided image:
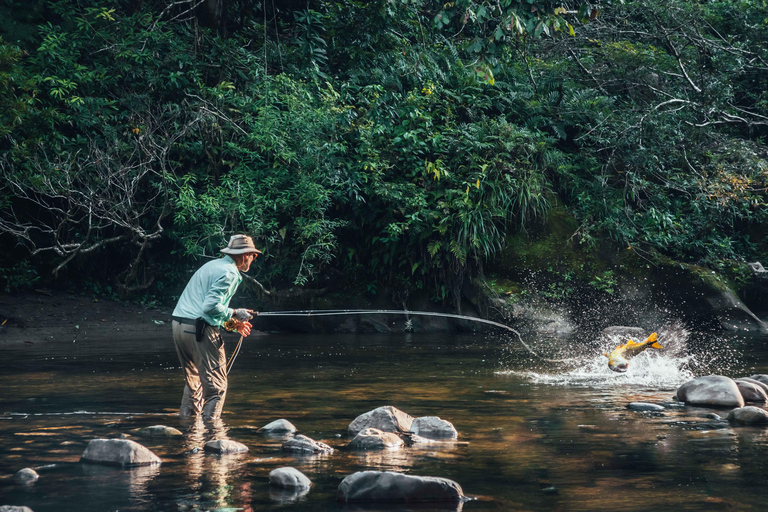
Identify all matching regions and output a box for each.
[173,255,242,327]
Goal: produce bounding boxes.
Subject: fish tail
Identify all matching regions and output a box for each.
[650,342,663,350]
[646,332,658,343]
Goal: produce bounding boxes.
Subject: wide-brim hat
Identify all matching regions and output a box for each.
[220,234,262,255]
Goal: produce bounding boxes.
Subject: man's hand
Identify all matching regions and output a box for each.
[233,308,254,321]
[235,320,252,337]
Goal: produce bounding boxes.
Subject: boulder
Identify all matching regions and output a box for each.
[0,507,34,512]
[735,380,768,403]
[410,417,458,439]
[346,428,404,450]
[131,425,183,437]
[676,376,745,407]
[81,439,161,467]
[204,439,248,454]
[337,471,464,503]
[737,377,768,394]
[12,468,39,484]
[727,406,768,425]
[269,467,312,490]
[348,406,414,436]
[749,374,768,386]
[282,434,334,455]
[260,419,297,434]
[627,403,665,412]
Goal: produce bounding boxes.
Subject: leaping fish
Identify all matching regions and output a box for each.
[603,332,662,373]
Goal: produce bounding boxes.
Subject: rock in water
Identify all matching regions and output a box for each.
[734,380,768,403]
[348,406,414,436]
[676,376,745,407]
[627,403,665,412]
[282,434,334,455]
[81,439,161,467]
[260,419,297,434]
[346,428,404,450]
[749,374,768,386]
[728,406,768,425]
[12,468,39,484]
[410,416,458,439]
[269,467,312,490]
[0,507,35,512]
[204,439,249,454]
[132,425,183,437]
[337,471,464,503]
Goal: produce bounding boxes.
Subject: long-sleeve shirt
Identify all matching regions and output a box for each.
[172,255,242,327]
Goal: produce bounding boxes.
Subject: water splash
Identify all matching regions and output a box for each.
[498,322,744,389]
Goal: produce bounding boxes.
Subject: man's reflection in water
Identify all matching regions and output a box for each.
[179,416,253,511]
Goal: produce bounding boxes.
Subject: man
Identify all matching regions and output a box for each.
[172,234,261,420]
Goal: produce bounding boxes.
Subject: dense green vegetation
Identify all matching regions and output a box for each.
[1,0,766,306]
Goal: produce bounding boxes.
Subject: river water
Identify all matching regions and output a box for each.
[1,326,768,511]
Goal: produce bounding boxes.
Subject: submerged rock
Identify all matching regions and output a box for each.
[411,416,458,439]
[348,406,414,436]
[131,425,183,437]
[676,376,745,407]
[727,406,768,425]
[12,468,39,484]
[346,428,404,450]
[81,439,161,467]
[204,439,249,454]
[337,471,464,503]
[282,434,334,455]
[260,419,297,434]
[627,403,665,412]
[734,380,768,403]
[269,467,312,490]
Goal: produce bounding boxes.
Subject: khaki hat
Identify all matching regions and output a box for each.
[220,234,262,255]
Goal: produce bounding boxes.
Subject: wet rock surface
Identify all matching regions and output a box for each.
[260,419,297,434]
[131,425,183,437]
[348,406,414,436]
[204,439,249,454]
[410,416,459,439]
[337,470,465,503]
[269,467,312,490]
[627,403,665,412]
[676,376,745,407]
[282,434,334,455]
[12,468,39,484]
[735,380,768,403]
[727,406,768,425]
[346,428,405,450]
[81,438,161,467]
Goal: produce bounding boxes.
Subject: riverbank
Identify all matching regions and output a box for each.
[0,290,172,346]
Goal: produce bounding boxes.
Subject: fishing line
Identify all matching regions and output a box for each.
[225,309,579,374]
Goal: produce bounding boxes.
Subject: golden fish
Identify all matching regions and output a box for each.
[603,332,663,373]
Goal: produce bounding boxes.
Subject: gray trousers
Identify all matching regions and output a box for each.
[172,320,228,420]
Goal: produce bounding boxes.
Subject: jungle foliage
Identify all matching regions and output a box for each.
[0,0,766,303]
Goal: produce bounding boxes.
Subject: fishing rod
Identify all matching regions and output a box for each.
[225,309,579,374]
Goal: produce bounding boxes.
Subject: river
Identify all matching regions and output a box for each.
[1,327,768,511]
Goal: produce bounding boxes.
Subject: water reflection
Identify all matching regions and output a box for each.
[338,502,465,512]
[177,416,253,510]
[269,485,310,504]
[80,463,161,506]
[2,331,768,512]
